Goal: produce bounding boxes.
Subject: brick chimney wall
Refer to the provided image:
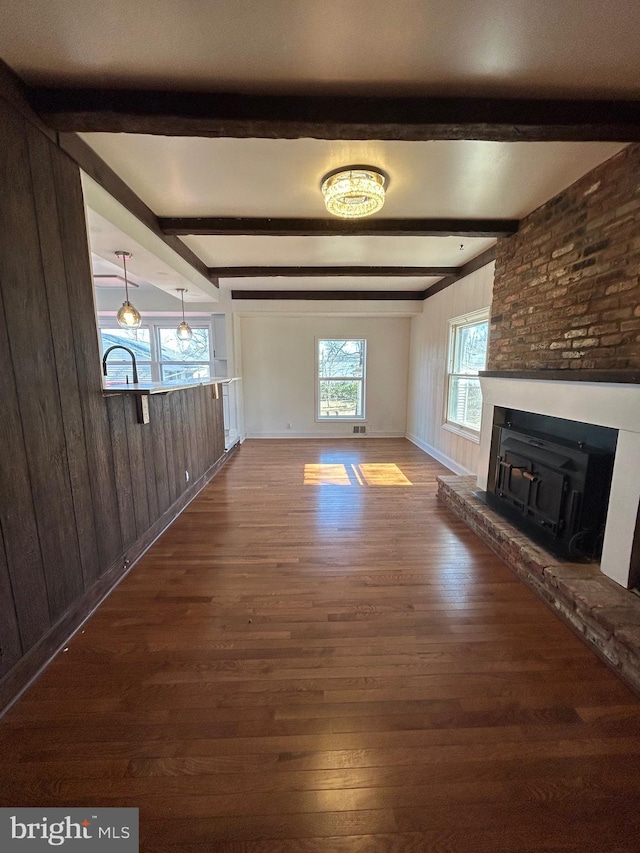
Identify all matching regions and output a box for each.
[488,143,640,371]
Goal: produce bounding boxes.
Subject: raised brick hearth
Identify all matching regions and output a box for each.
[438,474,640,694]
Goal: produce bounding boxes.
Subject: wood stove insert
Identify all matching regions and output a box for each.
[482,411,616,560]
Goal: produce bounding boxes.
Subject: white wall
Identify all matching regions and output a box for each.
[406,263,494,474]
[240,314,411,438]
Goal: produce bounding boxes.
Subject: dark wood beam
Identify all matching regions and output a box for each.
[57,133,216,286]
[423,246,497,299]
[212,265,458,278]
[28,87,640,141]
[231,290,425,301]
[229,247,497,300]
[161,217,517,237]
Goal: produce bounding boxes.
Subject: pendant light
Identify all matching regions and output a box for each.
[176,288,193,341]
[115,251,142,329]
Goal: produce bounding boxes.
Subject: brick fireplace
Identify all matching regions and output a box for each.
[474,141,640,588]
[437,141,640,688]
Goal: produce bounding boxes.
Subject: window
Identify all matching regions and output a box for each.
[100,321,212,383]
[317,339,366,420]
[446,310,489,433]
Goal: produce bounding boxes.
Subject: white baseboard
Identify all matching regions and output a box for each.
[405,432,474,475]
[245,431,406,439]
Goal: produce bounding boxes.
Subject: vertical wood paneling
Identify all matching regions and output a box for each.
[180,391,195,482]
[0,101,84,621]
[188,390,198,477]
[141,422,160,524]
[0,273,50,650]
[191,389,204,479]
[25,124,100,590]
[204,387,216,463]
[162,397,178,505]
[169,393,186,496]
[106,396,137,551]
[186,391,198,478]
[123,396,151,538]
[150,399,170,515]
[215,393,225,458]
[193,387,205,478]
[51,150,123,573]
[0,513,24,678]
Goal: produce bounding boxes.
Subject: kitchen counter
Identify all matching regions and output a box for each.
[102,377,239,396]
[102,377,240,423]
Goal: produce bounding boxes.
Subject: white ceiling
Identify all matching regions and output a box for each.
[78,135,627,220]
[2,0,639,298]
[183,235,496,269]
[78,135,624,291]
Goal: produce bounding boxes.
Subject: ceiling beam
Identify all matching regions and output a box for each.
[161,217,518,237]
[28,87,640,141]
[211,265,458,278]
[229,246,497,300]
[231,290,425,301]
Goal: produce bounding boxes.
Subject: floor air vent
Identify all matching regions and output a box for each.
[353,425,366,434]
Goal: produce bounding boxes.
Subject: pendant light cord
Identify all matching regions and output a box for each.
[122,252,130,303]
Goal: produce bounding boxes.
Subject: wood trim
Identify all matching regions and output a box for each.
[423,246,497,299]
[27,87,640,142]
[0,444,237,718]
[161,217,519,237]
[56,133,216,286]
[231,290,426,301]
[212,265,458,278]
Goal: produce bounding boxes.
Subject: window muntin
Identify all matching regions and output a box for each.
[317,339,366,420]
[99,321,212,384]
[446,312,488,433]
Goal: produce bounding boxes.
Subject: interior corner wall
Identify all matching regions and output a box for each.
[406,263,494,474]
[240,314,411,438]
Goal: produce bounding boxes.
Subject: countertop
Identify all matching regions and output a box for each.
[102,377,239,395]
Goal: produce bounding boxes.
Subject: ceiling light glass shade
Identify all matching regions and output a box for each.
[321,166,387,218]
[176,320,193,341]
[116,300,142,329]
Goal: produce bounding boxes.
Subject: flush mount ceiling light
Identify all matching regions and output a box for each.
[320,165,388,219]
[115,250,142,329]
[176,288,193,341]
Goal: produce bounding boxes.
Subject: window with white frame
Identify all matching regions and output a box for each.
[445,310,489,433]
[317,338,366,420]
[99,320,212,384]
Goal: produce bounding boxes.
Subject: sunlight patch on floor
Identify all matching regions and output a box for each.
[304,463,412,486]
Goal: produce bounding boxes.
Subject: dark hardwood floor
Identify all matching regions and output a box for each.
[1,438,640,852]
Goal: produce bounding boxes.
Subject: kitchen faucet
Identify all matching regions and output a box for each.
[102,345,139,384]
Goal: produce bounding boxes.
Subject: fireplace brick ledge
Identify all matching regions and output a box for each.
[437,474,640,695]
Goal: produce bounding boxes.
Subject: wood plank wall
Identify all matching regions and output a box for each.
[0,93,225,695]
